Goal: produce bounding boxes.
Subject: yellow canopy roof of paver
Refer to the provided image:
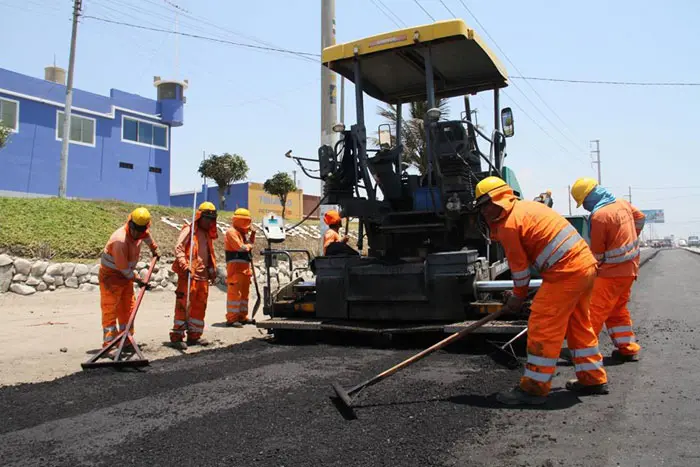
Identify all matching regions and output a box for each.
[322,19,509,104]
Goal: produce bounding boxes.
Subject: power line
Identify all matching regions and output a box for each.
[413,0,435,21]
[439,0,457,18]
[369,0,404,28]
[456,0,584,155]
[511,76,700,87]
[83,16,320,62]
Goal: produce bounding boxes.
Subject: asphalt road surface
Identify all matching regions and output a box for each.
[1,249,698,467]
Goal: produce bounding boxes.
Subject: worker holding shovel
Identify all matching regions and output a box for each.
[474,176,608,405]
[169,202,218,350]
[99,208,160,349]
[224,208,256,327]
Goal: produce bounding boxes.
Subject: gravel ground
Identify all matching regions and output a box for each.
[2,248,696,467]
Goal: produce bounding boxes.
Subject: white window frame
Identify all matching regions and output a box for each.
[0,97,20,133]
[55,110,97,148]
[121,115,169,150]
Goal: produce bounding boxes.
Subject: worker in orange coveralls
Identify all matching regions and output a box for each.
[473,176,609,405]
[572,177,646,362]
[225,208,256,327]
[169,201,218,350]
[99,207,160,348]
[322,209,360,257]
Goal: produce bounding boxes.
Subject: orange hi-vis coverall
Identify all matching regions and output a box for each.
[99,220,158,347]
[323,229,342,255]
[589,199,645,356]
[170,213,217,342]
[487,185,606,396]
[225,226,254,323]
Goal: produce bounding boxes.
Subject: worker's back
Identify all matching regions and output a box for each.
[495,199,596,275]
[590,199,642,277]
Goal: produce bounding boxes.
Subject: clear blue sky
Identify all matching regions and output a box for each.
[3,0,699,238]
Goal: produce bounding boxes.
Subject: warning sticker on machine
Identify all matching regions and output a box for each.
[369,35,408,48]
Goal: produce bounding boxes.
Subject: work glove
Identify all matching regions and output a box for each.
[153,248,161,260]
[342,235,350,243]
[502,294,525,313]
[135,278,153,290]
[208,267,217,285]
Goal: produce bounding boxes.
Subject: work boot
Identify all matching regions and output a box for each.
[168,341,188,351]
[241,319,255,325]
[186,338,210,347]
[227,322,243,328]
[496,386,547,406]
[559,347,573,363]
[611,350,639,363]
[565,379,609,395]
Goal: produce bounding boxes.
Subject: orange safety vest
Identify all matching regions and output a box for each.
[172,215,217,280]
[224,227,253,276]
[487,185,597,299]
[101,223,157,280]
[590,199,645,278]
[323,229,341,255]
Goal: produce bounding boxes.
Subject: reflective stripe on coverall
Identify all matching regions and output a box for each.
[170,213,217,342]
[99,219,158,347]
[225,227,253,323]
[487,185,606,396]
[588,199,645,356]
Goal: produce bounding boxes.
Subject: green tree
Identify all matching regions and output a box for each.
[0,123,12,150]
[376,99,450,174]
[263,172,297,219]
[198,153,249,210]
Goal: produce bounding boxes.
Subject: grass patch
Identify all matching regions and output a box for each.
[0,197,326,262]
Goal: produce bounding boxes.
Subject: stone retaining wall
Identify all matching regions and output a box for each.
[0,254,314,296]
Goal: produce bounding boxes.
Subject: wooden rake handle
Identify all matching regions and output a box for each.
[349,309,505,396]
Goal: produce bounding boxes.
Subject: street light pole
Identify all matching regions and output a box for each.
[319,0,338,254]
[58,0,82,198]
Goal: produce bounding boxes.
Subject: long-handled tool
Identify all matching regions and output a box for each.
[175,192,198,343]
[487,327,528,369]
[248,267,262,324]
[82,257,157,370]
[331,309,505,414]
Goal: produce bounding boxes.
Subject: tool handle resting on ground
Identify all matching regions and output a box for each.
[81,257,157,369]
[332,309,505,410]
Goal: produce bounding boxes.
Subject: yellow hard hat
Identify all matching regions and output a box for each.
[130,207,151,227]
[199,201,216,212]
[571,177,598,208]
[475,176,507,202]
[234,208,251,218]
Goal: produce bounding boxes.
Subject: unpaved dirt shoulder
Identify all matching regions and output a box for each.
[0,285,263,387]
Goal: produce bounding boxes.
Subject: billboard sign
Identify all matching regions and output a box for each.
[641,209,664,223]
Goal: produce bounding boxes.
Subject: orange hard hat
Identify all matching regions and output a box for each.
[324,210,342,226]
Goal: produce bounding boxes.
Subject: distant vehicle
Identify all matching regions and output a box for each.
[679,239,688,247]
[689,236,700,247]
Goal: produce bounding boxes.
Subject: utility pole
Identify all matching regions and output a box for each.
[292,170,297,186]
[202,150,207,202]
[628,186,632,204]
[567,185,572,215]
[590,139,601,185]
[58,0,82,198]
[319,0,337,253]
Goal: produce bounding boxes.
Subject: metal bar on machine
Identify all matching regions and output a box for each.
[474,279,542,293]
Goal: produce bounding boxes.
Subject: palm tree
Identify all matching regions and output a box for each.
[376,99,450,175]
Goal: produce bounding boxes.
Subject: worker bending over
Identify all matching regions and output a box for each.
[170,202,218,350]
[225,208,255,327]
[474,177,608,405]
[323,210,357,256]
[572,178,645,362]
[99,208,160,348]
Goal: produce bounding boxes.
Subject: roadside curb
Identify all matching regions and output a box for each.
[640,248,660,268]
[682,247,700,256]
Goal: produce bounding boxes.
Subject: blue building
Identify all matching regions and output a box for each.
[0,66,186,205]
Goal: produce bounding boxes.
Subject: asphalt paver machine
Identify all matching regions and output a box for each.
[258,19,550,337]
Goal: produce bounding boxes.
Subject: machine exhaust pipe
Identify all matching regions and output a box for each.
[474,279,543,294]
